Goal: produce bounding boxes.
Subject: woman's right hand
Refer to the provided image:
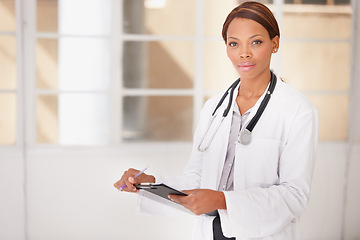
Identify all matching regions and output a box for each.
[113,168,155,192]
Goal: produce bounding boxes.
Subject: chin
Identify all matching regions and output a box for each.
[237,67,270,81]
[237,70,256,80]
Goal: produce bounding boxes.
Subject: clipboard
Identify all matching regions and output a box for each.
[135,183,187,202]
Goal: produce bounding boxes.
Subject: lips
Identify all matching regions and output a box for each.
[237,62,255,71]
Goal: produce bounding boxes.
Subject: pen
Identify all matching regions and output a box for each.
[118,166,149,191]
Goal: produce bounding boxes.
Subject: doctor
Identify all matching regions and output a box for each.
[114,1,318,239]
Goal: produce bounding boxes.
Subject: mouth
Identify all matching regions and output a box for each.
[237,62,255,71]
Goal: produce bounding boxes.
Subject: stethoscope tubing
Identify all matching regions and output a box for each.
[198,71,277,151]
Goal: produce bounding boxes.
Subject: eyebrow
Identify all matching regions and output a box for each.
[227,34,264,41]
[249,34,264,39]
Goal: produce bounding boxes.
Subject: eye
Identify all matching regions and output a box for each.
[228,42,238,47]
[252,40,263,45]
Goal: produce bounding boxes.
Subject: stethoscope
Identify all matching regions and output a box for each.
[198,71,277,152]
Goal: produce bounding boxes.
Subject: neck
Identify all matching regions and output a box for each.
[239,71,271,98]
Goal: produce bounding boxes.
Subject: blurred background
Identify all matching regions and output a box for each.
[0,0,359,239]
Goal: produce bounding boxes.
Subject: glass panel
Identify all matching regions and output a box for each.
[36,94,110,145]
[334,0,350,5]
[282,6,351,39]
[36,39,58,89]
[204,0,239,37]
[123,41,194,89]
[302,0,326,4]
[203,41,238,91]
[0,36,16,89]
[285,0,350,4]
[281,42,350,91]
[204,0,272,36]
[37,0,112,35]
[308,95,348,141]
[0,0,16,32]
[36,95,59,144]
[0,93,16,145]
[123,96,193,141]
[123,0,195,35]
[37,0,58,32]
[36,38,110,90]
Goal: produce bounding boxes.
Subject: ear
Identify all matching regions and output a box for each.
[272,35,280,53]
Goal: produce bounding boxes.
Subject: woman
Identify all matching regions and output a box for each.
[114,1,318,239]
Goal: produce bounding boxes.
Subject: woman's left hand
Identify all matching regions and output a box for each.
[169,189,226,215]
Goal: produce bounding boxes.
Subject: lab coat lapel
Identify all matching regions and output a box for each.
[207,82,240,190]
[234,81,273,191]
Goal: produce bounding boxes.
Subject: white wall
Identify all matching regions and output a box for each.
[1,142,359,240]
[0,151,25,240]
[26,144,194,240]
[344,145,360,240]
[301,143,353,240]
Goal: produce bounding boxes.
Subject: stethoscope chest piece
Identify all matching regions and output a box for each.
[238,129,252,145]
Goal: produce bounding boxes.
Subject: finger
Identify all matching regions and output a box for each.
[115,170,129,188]
[182,190,196,195]
[128,177,135,184]
[115,181,127,190]
[124,176,137,192]
[114,175,128,190]
[168,194,186,204]
[168,194,178,202]
[115,168,140,192]
[114,180,121,189]
[122,177,141,192]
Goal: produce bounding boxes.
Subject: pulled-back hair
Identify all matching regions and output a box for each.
[222,1,280,43]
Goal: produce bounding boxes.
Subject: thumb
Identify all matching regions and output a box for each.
[128,176,135,183]
[182,189,196,195]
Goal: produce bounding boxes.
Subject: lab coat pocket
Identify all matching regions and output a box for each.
[236,138,280,188]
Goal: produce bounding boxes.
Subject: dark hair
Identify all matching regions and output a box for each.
[222,1,280,43]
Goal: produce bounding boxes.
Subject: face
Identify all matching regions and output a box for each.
[226,18,279,80]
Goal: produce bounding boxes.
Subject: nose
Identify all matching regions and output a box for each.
[239,47,251,59]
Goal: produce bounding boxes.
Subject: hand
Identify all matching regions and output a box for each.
[168,189,226,215]
[114,168,155,192]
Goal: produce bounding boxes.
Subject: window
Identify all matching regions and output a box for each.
[0,0,353,147]
[35,0,112,145]
[280,2,351,140]
[0,0,17,146]
[285,0,350,4]
[122,0,197,141]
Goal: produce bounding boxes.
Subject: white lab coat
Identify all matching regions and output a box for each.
[137,78,319,240]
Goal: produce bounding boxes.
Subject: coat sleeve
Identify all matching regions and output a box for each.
[220,100,319,238]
